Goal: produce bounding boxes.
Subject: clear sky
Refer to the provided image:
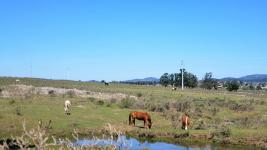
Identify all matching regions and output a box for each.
[0,0,266,81]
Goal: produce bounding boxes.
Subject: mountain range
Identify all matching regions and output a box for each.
[123,77,159,83]
[220,74,267,82]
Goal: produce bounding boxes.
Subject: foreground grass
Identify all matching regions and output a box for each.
[0,96,170,138]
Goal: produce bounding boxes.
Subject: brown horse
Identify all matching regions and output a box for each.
[129,111,152,129]
[181,114,190,130]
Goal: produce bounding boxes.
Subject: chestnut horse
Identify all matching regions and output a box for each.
[181,114,190,130]
[129,111,152,129]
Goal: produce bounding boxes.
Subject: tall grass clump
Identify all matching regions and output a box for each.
[119,97,135,109]
[1,121,130,150]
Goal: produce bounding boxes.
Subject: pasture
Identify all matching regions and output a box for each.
[0,77,267,148]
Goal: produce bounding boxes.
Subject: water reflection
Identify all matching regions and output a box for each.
[74,136,211,150]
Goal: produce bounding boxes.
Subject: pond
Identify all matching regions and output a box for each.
[74,136,253,150]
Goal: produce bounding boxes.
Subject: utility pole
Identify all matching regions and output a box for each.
[181,60,184,91]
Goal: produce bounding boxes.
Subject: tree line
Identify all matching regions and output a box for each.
[159,69,198,88]
[160,70,242,91]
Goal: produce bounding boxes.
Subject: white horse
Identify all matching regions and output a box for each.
[64,100,71,115]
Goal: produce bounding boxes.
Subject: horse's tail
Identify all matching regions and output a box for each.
[129,113,132,125]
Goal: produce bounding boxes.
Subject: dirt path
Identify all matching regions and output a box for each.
[0,84,138,101]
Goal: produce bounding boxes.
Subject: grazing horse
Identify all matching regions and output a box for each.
[129,111,152,129]
[104,82,109,86]
[64,100,71,115]
[181,114,190,130]
[172,87,177,91]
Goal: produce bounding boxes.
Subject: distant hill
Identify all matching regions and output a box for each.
[220,74,267,82]
[123,77,159,83]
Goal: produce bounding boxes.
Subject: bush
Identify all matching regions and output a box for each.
[9,99,16,105]
[88,97,96,102]
[110,98,117,104]
[147,103,157,111]
[155,104,166,112]
[106,103,112,107]
[256,85,262,90]
[211,107,219,116]
[194,119,207,130]
[173,100,193,112]
[119,98,135,108]
[96,100,104,106]
[65,90,76,98]
[225,81,240,91]
[213,126,231,138]
[15,106,22,116]
[164,102,171,110]
[48,90,56,97]
[133,101,145,109]
[170,114,180,129]
[239,117,250,128]
[136,92,142,97]
[228,101,254,112]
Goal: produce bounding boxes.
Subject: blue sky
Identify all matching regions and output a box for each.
[0,0,266,81]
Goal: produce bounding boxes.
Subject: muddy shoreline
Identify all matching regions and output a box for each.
[126,130,267,150]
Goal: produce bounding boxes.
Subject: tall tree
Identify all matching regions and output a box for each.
[168,73,175,87]
[225,80,240,91]
[174,69,198,88]
[160,73,169,87]
[201,72,218,90]
[160,70,198,88]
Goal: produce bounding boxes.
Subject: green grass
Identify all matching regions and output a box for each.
[0,77,267,148]
[0,96,171,138]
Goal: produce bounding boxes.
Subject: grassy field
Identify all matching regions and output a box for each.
[0,77,267,148]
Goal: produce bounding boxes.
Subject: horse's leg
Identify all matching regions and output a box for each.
[185,117,188,130]
[144,120,148,129]
[133,118,135,126]
[130,117,133,126]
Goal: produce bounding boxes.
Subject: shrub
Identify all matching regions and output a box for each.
[211,107,219,116]
[155,104,166,112]
[235,116,256,128]
[106,103,112,107]
[213,125,231,138]
[88,97,96,102]
[225,81,240,91]
[170,114,180,129]
[147,103,157,112]
[110,98,117,104]
[164,102,171,110]
[256,85,262,90]
[193,107,203,117]
[133,101,145,109]
[15,106,22,116]
[228,101,254,112]
[96,100,104,106]
[173,100,193,112]
[9,99,16,105]
[65,90,76,98]
[119,98,135,108]
[194,119,207,130]
[136,92,142,97]
[48,90,56,97]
